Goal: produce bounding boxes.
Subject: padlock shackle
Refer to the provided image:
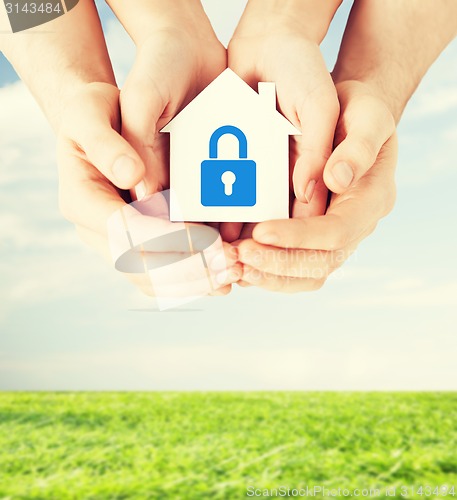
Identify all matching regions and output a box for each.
[209,125,248,159]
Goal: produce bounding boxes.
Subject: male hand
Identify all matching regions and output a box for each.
[236,81,397,292]
[57,82,241,297]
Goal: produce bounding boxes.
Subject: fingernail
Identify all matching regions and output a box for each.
[258,233,278,245]
[135,180,147,201]
[304,179,316,204]
[332,162,354,188]
[112,155,137,187]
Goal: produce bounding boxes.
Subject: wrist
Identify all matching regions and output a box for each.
[107,0,218,47]
[234,0,342,44]
[7,48,115,132]
[3,0,116,131]
[20,62,115,132]
[332,65,409,124]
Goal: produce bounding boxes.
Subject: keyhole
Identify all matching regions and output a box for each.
[221,171,236,196]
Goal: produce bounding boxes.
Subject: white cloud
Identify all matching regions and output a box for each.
[201,0,247,47]
[0,81,52,139]
[0,213,75,249]
[408,86,457,118]
[384,277,424,292]
[0,80,120,311]
[1,6,457,390]
[0,81,56,192]
[101,0,249,88]
[5,250,116,302]
[339,281,457,308]
[405,40,457,119]
[2,341,457,390]
[444,125,457,142]
[397,46,457,185]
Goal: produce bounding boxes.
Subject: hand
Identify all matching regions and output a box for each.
[224,2,341,242]
[236,81,397,292]
[116,8,227,197]
[57,82,241,298]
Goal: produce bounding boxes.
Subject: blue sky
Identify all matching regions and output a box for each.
[1,0,456,390]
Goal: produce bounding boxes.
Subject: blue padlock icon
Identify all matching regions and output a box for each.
[201,125,256,207]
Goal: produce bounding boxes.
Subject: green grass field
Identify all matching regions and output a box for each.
[0,393,456,499]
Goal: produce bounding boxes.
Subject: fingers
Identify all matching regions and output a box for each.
[120,52,169,195]
[253,133,397,253]
[62,84,146,190]
[64,153,242,300]
[278,49,339,205]
[237,239,348,279]
[324,88,396,194]
[219,222,244,243]
[211,285,234,296]
[58,139,129,235]
[291,179,329,219]
[76,221,241,299]
[251,193,382,253]
[59,138,173,238]
[252,213,359,252]
[292,88,340,204]
[236,136,398,292]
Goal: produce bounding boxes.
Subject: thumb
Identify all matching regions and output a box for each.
[63,84,146,191]
[324,95,395,194]
[292,92,339,204]
[120,52,171,197]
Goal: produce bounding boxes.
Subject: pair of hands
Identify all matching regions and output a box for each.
[57,8,397,296]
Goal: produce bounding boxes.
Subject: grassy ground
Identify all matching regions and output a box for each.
[0,393,456,499]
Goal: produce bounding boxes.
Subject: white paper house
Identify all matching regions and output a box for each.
[161,68,300,223]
